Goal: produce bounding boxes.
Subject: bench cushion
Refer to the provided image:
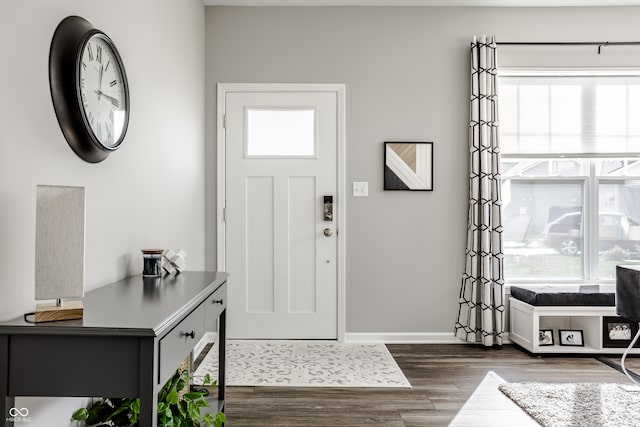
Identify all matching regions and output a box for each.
[510,284,615,306]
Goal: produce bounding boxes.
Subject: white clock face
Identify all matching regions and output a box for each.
[78,34,128,149]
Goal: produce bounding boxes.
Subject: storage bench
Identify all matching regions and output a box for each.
[509,284,640,354]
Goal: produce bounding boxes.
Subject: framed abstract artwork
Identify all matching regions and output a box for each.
[384,142,433,191]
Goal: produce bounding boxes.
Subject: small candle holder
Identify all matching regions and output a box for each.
[141,249,164,277]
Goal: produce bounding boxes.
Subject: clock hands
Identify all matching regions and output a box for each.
[98,65,104,99]
[95,64,119,107]
[94,90,120,108]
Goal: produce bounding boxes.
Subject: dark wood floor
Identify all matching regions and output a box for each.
[196,343,640,426]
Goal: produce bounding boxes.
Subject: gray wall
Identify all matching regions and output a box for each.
[1,0,205,321]
[204,6,640,336]
[1,0,205,424]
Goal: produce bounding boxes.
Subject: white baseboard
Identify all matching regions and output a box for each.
[344,332,512,345]
[195,331,511,348]
[345,332,462,344]
[194,332,218,358]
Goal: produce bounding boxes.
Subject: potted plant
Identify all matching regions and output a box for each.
[71,370,225,427]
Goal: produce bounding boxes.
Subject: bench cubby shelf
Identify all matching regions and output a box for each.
[509,297,640,354]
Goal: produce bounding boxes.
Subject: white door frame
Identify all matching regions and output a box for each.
[216,83,346,342]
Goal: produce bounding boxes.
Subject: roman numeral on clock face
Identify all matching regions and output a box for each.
[110,80,117,87]
[87,43,94,61]
[97,45,102,64]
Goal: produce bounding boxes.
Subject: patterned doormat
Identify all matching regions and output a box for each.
[499,382,640,427]
[193,340,411,388]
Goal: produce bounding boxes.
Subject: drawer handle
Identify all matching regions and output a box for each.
[212,299,224,305]
[183,330,195,339]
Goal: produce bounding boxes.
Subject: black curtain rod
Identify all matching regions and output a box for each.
[496,41,640,54]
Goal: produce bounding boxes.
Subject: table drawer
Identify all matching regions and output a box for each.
[205,282,226,331]
[159,304,205,384]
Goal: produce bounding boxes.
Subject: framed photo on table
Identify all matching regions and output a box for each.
[538,329,554,346]
[559,329,584,346]
[603,316,639,348]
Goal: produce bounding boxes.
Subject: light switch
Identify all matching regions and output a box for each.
[353,181,368,197]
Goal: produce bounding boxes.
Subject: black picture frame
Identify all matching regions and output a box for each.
[559,329,584,346]
[603,316,639,348]
[538,329,554,346]
[383,142,434,191]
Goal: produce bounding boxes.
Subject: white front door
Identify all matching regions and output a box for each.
[220,85,343,339]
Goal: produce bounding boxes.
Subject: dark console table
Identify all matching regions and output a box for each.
[0,271,227,427]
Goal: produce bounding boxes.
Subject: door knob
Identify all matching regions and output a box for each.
[323,228,333,237]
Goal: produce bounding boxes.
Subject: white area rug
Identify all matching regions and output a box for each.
[449,371,539,427]
[500,382,640,427]
[193,340,411,388]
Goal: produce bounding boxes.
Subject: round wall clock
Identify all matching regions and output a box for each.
[49,16,130,163]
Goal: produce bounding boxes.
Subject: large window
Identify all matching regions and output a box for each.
[499,71,640,282]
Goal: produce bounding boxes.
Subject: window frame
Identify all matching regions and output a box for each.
[501,172,589,283]
[499,67,640,285]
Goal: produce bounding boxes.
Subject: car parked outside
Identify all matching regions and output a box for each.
[543,212,640,255]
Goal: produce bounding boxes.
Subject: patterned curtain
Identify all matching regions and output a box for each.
[454,35,505,346]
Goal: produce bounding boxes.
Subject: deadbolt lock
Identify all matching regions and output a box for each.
[323,195,333,221]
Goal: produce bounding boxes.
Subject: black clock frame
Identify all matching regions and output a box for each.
[49,16,130,163]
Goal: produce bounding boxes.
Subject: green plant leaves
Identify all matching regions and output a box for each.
[182,392,205,401]
[166,389,180,405]
[70,408,88,421]
[129,400,140,423]
[70,369,222,427]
